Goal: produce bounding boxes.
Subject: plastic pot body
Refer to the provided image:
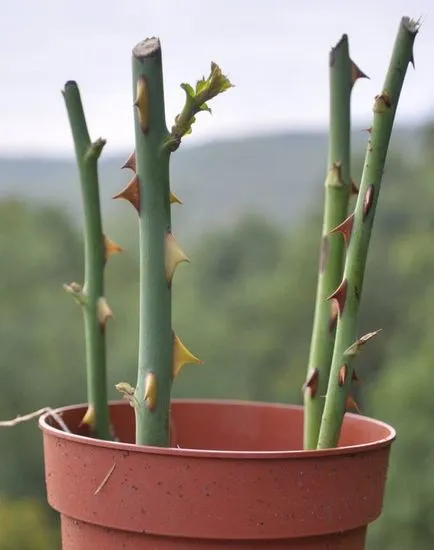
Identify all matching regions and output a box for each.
[39,399,395,549]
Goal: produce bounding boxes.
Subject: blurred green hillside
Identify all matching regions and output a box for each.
[1,125,433,548]
[0,126,421,239]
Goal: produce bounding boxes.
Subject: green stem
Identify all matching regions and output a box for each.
[132,39,173,446]
[62,81,110,440]
[317,17,419,449]
[168,95,196,150]
[303,35,353,450]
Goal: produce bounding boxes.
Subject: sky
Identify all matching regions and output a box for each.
[2,0,433,156]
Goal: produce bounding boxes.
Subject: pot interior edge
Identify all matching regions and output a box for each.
[38,399,396,459]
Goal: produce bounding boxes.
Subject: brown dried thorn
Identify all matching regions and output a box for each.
[328,300,339,333]
[113,175,140,212]
[352,369,361,384]
[350,61,369,87]
[346,395,361,414]
[329,213,354,247]
[327,279,348,317]
[121,151,136,172]
[302,368,319,398]
[363,185,374,219]
[338,364,348,386]
[344,328,382,357]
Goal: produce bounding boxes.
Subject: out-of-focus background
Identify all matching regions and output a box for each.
[1,1,434,548]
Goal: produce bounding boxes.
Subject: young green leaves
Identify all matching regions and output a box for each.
[166,62,233,151]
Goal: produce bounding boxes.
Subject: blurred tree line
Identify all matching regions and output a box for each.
[1,125,434,548]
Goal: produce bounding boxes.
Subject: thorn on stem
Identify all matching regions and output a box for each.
[363,185,375,219]
[97,297,113,331]
[338,364,348,386]
[410,50,415,69]
[328,301,339,332]
[165,232,190,285]
[350,61,369,88]
[327,279,348,317]
[144,373,157,411]
[170,191,183,205]
[121,151,136,172]
[134,76,149,134]
[104,235,123,263]
[344,329,382,356]
[118,152,180,205]
[346,394,361,413]
[173,332,202,377]
[79,405,95,428]
[352,369,361,384]
[329,213,354,247]
[113,175,140,212]
[302,368,319,398]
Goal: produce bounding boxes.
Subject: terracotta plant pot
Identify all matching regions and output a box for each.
[39,399,395,549]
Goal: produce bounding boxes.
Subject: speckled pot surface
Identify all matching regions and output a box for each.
[39,399,395,549]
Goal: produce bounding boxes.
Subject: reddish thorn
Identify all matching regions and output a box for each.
[328,300,339,333]
[327,279,348,317]
[302,368,319,398]
[121,151,136,172]
[352,369,361,384]
[338,364,348,386]
[113,175,140,212]
[363,185,374,219]
[329,213,354,247]
[350,61,369,87]
[346,395,361,414]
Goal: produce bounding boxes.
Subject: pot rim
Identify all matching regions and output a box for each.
[39,398,396,459]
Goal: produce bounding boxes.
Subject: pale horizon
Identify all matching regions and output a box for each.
[3,1,433,157]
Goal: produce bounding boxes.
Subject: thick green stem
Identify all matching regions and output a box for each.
[132,39,173,446]
[62,81,110,440]
[303,35,353,450]
[317,17,419,449]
